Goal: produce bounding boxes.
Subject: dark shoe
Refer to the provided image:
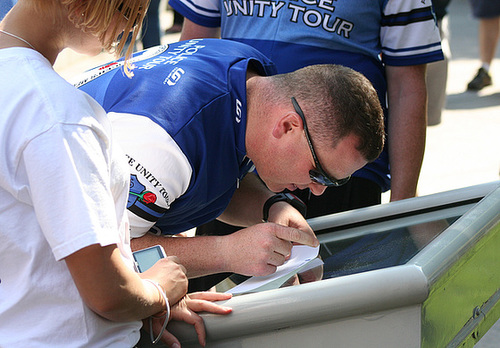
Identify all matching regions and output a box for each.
[467,67,492,91]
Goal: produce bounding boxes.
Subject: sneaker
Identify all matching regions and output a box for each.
[467,67,492,91]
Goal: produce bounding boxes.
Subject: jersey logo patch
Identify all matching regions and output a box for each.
[235,99,242,123]
[164,67,185,86]
[128,175,167,222]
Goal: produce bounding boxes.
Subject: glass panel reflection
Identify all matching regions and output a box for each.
[319,216,460,279]
[216,200,477,294]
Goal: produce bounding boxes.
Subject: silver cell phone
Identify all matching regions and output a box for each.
[133,245,166,273]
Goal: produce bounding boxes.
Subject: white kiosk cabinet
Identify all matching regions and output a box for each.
[168,181,500,348]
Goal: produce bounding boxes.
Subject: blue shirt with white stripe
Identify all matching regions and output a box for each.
[170,0,444,191]
[79,39,276,234]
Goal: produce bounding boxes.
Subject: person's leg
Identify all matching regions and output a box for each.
[479,17,500,68]
[467,3,500,91]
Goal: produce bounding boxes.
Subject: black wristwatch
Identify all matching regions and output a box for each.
[262,192,307,222]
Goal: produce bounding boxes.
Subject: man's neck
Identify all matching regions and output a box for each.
[246,68,260,81]
[245,73,271,164]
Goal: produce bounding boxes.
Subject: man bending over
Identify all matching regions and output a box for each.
[78,38,384,281]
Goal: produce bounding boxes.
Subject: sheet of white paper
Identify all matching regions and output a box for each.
[226,245,321,294]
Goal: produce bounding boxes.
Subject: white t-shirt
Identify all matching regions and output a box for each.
[0,48,141,347]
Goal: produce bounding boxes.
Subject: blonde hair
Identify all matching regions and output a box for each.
[35,0,148,77]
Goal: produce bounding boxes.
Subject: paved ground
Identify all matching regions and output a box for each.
[53,0,500,345]
[416,0,500,200]
[437,2,500,346]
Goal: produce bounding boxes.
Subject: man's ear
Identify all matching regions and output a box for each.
[271,112,302,139]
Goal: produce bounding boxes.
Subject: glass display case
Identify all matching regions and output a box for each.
[168,181,500,347]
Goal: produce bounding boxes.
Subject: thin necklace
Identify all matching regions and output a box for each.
[0,29,36,50]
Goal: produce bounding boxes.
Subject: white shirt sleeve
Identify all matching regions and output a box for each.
[172,0,221,23]
[109,112,192,238]
[22,122,124,260]
[381,0,443,64]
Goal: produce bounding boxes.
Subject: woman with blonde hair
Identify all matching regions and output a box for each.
[0,1,231,347]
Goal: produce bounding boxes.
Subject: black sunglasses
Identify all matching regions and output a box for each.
[291,97,350,187]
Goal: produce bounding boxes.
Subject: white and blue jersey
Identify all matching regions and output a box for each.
[170,0,444,190]
[78,39,276,237]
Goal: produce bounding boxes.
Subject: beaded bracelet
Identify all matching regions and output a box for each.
[144,279,170,344]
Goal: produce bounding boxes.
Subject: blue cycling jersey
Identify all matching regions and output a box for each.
[79,39,276,235]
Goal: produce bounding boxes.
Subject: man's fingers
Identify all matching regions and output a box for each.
[254,263,278,276]
[272,238,293,258]
[268,250,287,266]
[273,225,319,247]
[296,222,314,237]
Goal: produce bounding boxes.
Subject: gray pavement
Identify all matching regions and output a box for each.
[437,2,500,346]
[53,0,500,345]
[416,0,500,200]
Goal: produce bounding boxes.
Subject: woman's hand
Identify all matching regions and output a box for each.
[151,292,233,347]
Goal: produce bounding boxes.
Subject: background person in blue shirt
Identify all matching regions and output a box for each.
[173,0,444,221]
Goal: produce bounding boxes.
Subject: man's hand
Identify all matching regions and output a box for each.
[128,194,319,279]
[266,200,316,241]
[139,256,188,306]
[150,292,233,347]
[220,223,319,276]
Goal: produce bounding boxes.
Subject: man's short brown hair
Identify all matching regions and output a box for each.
[270,64,385,162]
